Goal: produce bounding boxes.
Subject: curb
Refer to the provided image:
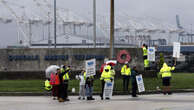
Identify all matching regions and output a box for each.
[0,89,194,96]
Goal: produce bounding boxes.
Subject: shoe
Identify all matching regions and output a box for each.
[105,97,110,100]
[163,92,167,95]
[53,97,57,100]
[132,95,138,97]
[168,92,172,95]
[87,97,90,100]
[58,98,65,102]
[101,97,103,100]
[83,97,85,100]
[64,99,70,101]
[90,97,95,100]
[78,97,81,100]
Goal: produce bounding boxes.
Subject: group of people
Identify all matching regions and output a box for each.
[45,65,70,102]
[44,44,176,102]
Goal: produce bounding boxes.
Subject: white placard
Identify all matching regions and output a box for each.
[148,47,155,61]
[173,42,180,58]
[85,59,96,77]
[103,81,114,99]
[136,74,145,93]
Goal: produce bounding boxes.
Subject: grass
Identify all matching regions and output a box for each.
[0,73,194,92]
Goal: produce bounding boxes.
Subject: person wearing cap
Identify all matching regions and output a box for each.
[121,62,131,92]
[100,65,113,100]
[159,63,175,95]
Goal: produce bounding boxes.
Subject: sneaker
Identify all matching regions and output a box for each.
[101,97,103,100]
[53,97,57,100]
[82,97,85,100]
[78,97,81,100]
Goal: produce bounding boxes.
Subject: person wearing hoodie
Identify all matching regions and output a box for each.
[159,63,175,95]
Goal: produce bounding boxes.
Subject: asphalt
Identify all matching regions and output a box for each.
[0,93,194,110]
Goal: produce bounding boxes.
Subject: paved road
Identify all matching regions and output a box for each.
[0,93,194,110]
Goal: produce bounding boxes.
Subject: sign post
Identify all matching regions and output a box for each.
[85,59,96,77]
[173,42,181,58]
[148,47,155,61]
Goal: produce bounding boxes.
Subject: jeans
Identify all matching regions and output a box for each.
[123,75,130,92]
[85,84,93,97]
[79,85,85,98]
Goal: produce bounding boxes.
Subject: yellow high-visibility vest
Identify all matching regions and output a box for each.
[142,47,148,56]
[160,63,175,78]
[121,65,131,76]
[45,80,52,91]
[100,66,112,82]
[144,59,149,68]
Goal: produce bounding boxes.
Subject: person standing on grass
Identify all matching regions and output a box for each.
[159,63,175,95]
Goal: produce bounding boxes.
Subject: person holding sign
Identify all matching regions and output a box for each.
[131,66,139,97]
[100,65,113,100]
[121,62,131,92]
[159,63,175,95]
[85,72,95,100]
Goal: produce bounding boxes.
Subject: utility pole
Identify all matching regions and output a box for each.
[110,0,114,59]
[54,0,57,48]
[93,0,96,48]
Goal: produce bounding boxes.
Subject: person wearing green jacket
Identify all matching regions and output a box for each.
[159,63,175,95]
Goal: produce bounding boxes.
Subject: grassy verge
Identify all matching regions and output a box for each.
[0,73,194,92]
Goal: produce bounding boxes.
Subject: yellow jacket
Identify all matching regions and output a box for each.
[44,80,52,91]
[100,65,112,82]
[121,65,131,76]
[142,47,148,56]
[160,63,175,78]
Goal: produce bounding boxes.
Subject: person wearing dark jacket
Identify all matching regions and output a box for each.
[58,65,70,102]
[131,66,139,97]
[84,72,95,100]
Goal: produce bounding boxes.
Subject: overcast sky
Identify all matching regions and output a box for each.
[0,0,194,47]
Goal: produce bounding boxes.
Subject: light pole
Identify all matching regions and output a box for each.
[93,0,96,48]
[110,0,114,59]
[54,0,57,48]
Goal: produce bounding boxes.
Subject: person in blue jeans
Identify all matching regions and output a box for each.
[85,74,95,100]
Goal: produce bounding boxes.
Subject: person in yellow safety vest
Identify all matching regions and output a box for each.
[58,65,70,102]
[84,71,95,100]
[45,79,52,91]
[121,62,131,92]
[100,65,113,100]
[159,63,175,95]
[142,44,149,69]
